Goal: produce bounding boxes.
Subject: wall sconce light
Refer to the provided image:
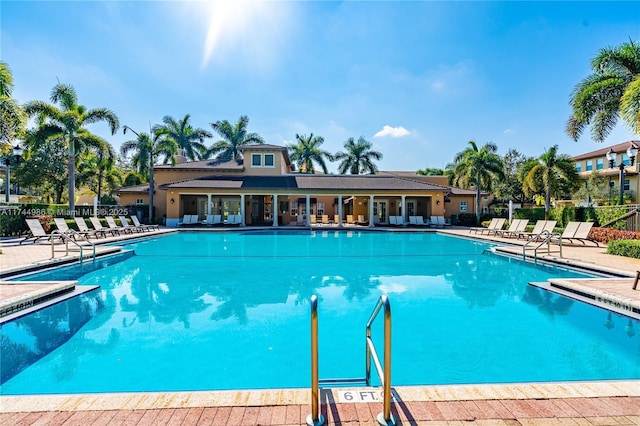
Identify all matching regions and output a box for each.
[170,198,175,204]
[436,200,441,205]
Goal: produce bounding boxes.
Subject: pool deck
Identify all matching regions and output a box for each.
[1,226,640,425]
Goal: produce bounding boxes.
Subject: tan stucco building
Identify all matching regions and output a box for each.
[573,140,639,204]
[117,144,475,227]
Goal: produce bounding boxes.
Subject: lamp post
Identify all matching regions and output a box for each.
[123,125,155,224]
[4,143,23,203]
[606,143,638,205]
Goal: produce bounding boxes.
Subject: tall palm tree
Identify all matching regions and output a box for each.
[520,145,580,219]
[78,149,122,203]
[452,141,504,224]
[567,40,640,141]
[121,125,178,223]
[287,133,333,173]
[24,83,119,213]
[161,114,212,161]
[0,61,26,148]
[209,115,264,160]
[334,136,382,174]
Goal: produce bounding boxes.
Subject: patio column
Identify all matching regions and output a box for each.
[273,194,278,227]
[207,194,212,217]
[369,195,375,228]
[306,194,311,226]
[401,195,406,227]
[338,195,343,227]
[240,194,246,227]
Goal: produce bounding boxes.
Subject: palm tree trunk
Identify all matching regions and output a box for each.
[545,188,551,220]
[68,153,75,216]
[476,177,482,225]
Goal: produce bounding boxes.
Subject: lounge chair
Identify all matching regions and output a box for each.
[436,216,451,227]
[550,221,599,246]
[396,216,405,226]
[470,218,504,234]
[409,216,417,226]
[346,215,355,226]
[296,215,305,226]
[484,218,509,236]
[357,214,367,225]
[415,216,428,227]
[20,218,62,244]
[75,217,107,238]
[131,215,159,231]
[53,217,91,240]
[321,215,330,225]
[119,215,147,233]
[310,215,317,225]
[390,216,397,226]
[179,214,197,226]
[516,220,556,241]
[494,219,528,238]
[89,217,119,236]
[106,216,133,234]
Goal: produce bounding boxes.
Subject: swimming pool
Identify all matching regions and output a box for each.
[2,231,639,395]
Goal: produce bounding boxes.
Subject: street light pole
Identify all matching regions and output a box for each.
[4,143,23,203]
[123,125,155,224]
[606,143,639,206]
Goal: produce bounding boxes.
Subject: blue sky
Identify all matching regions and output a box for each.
[2,1,639,172]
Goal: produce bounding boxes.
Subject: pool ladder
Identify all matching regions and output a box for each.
[522,230,562,264]
[50,230,96,263]
[307,295,395,426]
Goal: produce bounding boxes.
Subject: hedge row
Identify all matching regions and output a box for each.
[606,239,640,259]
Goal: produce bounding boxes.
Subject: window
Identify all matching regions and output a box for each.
[622,154,630,166]
[264,154,274,167]
[460,201,467,212]
[575,162,582,172]
[251,154,261,167]
[135,198,144,205]
[586,160,593,171]
[290,201,298,216]
[596,158,603,170]
[624,179,630,191]
[482,206,489,214]
[483,195,488,200]
[317,202,325,215]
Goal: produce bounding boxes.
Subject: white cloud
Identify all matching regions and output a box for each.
[374,125,411,138]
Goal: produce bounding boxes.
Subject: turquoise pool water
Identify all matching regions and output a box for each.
[2,231,639,394]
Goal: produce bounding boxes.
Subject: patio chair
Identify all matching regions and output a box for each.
[517,220,557,241]
[74,217,107,238]
[484,218,509,236]
[346,215,355,225]
[390,216,397,226]
[20,218,62,245]
[415,216,429,227]
[550,222,599,246]
[53,217,91,240]
[119,215,145,233]
[333,215,340,225]
[494,219,528,238]
[396,215,405,226]
[321,215,330,225]
[179,214,197,226]
[296,215,305,226]
[357,214,367,225]
[105,216,133,234]
[437,216,451,227]
[131,215,159,231]
[89,216,120,236]
[470,218,502,234]
[310,215,317,225]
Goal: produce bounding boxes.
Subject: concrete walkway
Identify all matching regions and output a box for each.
[1,226,640,425]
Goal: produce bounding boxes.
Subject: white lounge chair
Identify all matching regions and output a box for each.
[396,216,405,226]
[550,221,599,246]
[494,219,528,238]
[131,215,158,231]
[321,215,330,225]
[119,215,145,233]
[415,216,428,227]
[54,217,92,240]
[75,217,108,238]
[20,218,62,244]
[106,216,133,234]
[390,216,397,226]
[89,217,119,236]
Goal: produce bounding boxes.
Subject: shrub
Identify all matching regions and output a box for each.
[606,239,640,259]
[457,213,479,226]
[589,227,640,244]
[515,207,545,222]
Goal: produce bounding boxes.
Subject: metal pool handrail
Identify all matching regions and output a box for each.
[50,230,96,263]
[365,295,395,426]
[307,295,395,426]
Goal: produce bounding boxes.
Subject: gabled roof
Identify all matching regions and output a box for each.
[159,174,446,192]
[116,184,150,194]
[573,140,640,161]
[238,143,291,165]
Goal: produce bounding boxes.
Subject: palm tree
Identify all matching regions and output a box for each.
[287,133,333,173]
[567,40,640,141]
[520,145,580,219]
[334,136,382,174]
[452,141,504,224]
[161,114,212,161]
[209,115,264,160]
[24,83,119,213]
[78,149,122,203]
[121,125,178,223]
[0,61,26,148]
